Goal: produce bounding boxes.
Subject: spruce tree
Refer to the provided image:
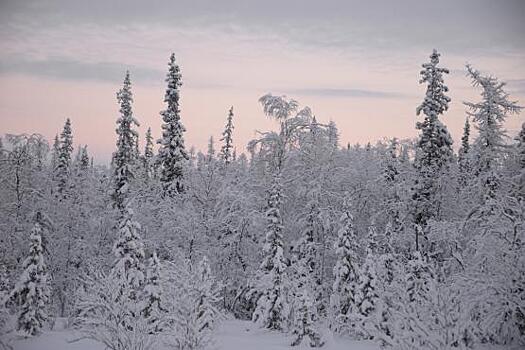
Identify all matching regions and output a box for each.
[290,289,325,347]
[54,118,74,199]
[253,174,288,331]
[142,251,163,332]
[220,106,235,165]
[112,204,145,301]
[79,145,90,171]
[51,134,60,171]
[354,226,379,337]
[464,65,523,199]
[458,117,471,181]
[143,127,155,179]
[112,71,139,211]
[412,49,453,251]
[329,194,359,333]
[195,256,221,333]
[158,53,188,196]
[9,212,50,335]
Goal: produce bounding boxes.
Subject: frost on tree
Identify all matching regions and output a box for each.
[329,194,359,334]
[8,212,50,335]
[252,175,289,331]
[290,290,325,347]
[219,106,235,165]
[412,49,453,251]
[112,71,140,211]
[158,53,188,196]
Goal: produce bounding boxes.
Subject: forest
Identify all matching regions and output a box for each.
[0,50,524,350]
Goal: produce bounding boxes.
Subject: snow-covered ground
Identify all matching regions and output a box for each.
[12,319,380,350]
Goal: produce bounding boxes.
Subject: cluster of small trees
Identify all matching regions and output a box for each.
[0,49,523,350]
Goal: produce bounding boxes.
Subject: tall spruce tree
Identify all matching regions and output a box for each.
[112,71,139,211]
[464,65,523,199]
[158,53,188,196]
[252,174,288,331]
[54,118,73,199]
[412,49,453,251]
[9,212,50,335]
[111,72,145,302]
[51,134,60,171]
[220,106,235,165]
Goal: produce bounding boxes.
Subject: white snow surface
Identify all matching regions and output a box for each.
[12,319,380,350]
[11,319,521,350]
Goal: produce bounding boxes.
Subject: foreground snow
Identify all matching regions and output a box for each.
[12,319,379,350]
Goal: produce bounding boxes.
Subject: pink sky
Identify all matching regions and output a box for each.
[0,1,524,163]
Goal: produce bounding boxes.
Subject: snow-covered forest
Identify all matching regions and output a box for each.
[0,50,524,350]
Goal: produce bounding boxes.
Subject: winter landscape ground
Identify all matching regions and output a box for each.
[1,1,525,350]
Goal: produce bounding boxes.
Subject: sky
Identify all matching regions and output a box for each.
[0,0,524,163]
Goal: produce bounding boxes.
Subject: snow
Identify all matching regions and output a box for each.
[11,319,380,350]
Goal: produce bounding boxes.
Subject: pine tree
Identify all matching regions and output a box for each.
[143,127,155,179]
[253,174,288,331]
[54,118,74,199]
[412,49,453,251]
[220,106,235,165]
[290,289,325,347]
[142,251,163,332]
[112,71,140,211]
[464,65,523,200]
[329,194,359,333]
[9,212,50,335]
[158,53,188,196]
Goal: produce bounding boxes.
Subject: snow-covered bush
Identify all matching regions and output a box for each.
[74,271,156,350]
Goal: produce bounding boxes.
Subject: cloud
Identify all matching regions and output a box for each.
[284,87,411,99]
[0,57,164,84]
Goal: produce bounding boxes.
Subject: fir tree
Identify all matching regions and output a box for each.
[412,49,453,251]
[112,71,140,211]
[158,53,188,196]
[329,194,359,333]
[290,290,325,347]
[220,106,235,165]
[54,118,74,199]
[9,212,50,335]
[206,136,215,163]
[253,174,288,331]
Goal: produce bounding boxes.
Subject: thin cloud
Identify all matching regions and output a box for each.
[284,87,412,99]
[0,57,164,84]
